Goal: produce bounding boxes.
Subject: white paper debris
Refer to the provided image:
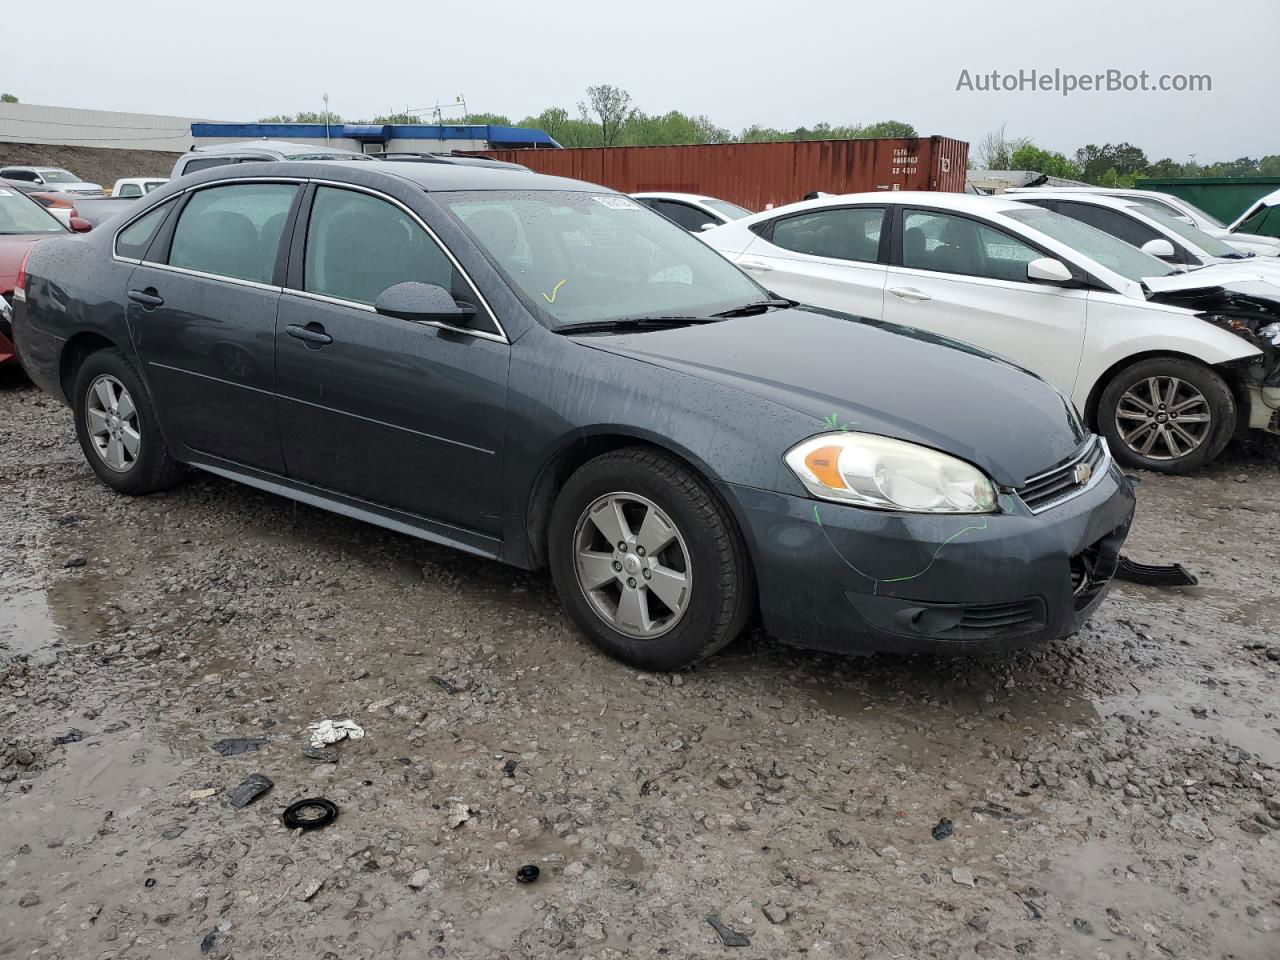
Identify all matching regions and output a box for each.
[307,718,365,748]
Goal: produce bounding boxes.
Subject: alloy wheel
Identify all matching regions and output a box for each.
[85,374,141,473]
[572,492,692,640]
[1114,376,1211,461]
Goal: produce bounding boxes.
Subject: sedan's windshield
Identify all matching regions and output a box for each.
[703,198,753,220]
[37,168,79,183]
[1126,202,1239,258]
[441,190,765,328]
[1003,206,1177,282]
[0,187,67,235]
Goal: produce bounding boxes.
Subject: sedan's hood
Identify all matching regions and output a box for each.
[0,235,47,293]
[1144,268,1280,294]
[577,307,1088,487]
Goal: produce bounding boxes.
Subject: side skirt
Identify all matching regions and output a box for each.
[187,455,503,561]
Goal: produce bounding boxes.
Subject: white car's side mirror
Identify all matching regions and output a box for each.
[698,222,718,232]
[1141,238,1176,259]
[1026,257,1073,284]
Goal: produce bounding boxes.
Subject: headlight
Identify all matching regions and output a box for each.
[785,433,997,513]
[1260,322,1280,347]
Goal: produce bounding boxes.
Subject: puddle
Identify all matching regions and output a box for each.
[1099,687,1280,766]
[0,587,62,661]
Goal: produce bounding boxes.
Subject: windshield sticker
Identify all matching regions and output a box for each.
[593,196,641,210]
[542,279,567,304]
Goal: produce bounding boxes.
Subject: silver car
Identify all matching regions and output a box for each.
[0,166,104,196]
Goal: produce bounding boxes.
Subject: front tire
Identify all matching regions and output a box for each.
[1098,358,1235,474]
[548,447,753,670]
[72,349,185,495]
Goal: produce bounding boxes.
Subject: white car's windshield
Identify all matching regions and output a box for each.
[37,169,79,184]
[442,190,766,328]
[1127,203,1241,258]
[0,187,67,235]
[1003,206,1178,282]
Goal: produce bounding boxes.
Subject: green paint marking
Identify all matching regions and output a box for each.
[813,505,989,595]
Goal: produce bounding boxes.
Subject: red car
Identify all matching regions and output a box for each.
[1,183,72,366]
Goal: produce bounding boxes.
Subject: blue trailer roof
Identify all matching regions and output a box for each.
[190,122,559,148]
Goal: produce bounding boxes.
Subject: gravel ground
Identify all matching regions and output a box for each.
[1,369,1278,960]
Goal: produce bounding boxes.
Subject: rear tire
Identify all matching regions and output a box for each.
[72,348,186,495]
[548,447,753,670]
[1098,357,1235,474]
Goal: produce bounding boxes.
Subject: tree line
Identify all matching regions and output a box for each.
[974,124,1280,187]
[262,86,1276,184]
[259,85,916,149]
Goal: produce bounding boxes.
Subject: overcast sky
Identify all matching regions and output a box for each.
[9,0,1278,161]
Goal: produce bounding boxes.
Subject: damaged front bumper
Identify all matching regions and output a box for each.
[718,456,1136,656]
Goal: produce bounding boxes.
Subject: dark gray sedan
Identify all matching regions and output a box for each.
[11,161,1135,669]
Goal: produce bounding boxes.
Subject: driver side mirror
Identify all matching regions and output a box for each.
[1140,237,1176,259]
[374,282,476,326]
[1026,257,1073,284]
[697,222,718,232]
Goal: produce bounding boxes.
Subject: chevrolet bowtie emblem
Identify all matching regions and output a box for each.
[1073,462,1093,485]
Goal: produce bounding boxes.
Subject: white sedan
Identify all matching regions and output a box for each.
[1012,191,1280,278]
[703,192,1280,473]
[630,192,753,233]
[1008,186,1280,258]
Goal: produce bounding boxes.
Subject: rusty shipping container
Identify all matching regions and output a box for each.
[465,136,968,210]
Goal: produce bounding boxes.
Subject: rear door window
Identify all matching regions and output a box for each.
[651,200,718,232]
[168,183,298,284]
[180,157,237,175]
[1055,202,1164,250]
[770,208,886,263]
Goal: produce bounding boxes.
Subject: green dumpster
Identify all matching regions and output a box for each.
[1135,177,1280,225]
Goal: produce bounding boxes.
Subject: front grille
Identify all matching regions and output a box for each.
[1017,436,1108,513]
[954,598,1046,635]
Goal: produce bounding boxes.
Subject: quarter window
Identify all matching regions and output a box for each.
[303,186,458,306]
[770,208,885,263]
[902,210,1042,281]
[115,202,172,260]
[169,183,297,284]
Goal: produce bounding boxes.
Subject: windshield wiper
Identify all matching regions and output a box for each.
[556,315,723,335]
[711,298,795,318]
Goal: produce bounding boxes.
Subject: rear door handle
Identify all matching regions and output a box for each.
[738,258,773,273]
[127,288,164,308]
[286,323,333,346]
[888,286,931,302]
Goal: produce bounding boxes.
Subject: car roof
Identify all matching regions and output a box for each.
[631,192,722,205]
[1015,191,1158,211]
[182,140,365,158]
[750,190,1031,219]
[182,158,611,194]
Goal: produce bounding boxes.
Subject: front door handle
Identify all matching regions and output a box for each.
[888,286,931,302]
[738,258,773,273]
[127,288,164,308]
[286,323,333,346]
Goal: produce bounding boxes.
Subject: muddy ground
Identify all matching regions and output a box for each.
[0,144,180,192]
[1,369,1277,960]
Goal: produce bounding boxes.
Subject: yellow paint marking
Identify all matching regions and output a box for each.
[542,279,567,304]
